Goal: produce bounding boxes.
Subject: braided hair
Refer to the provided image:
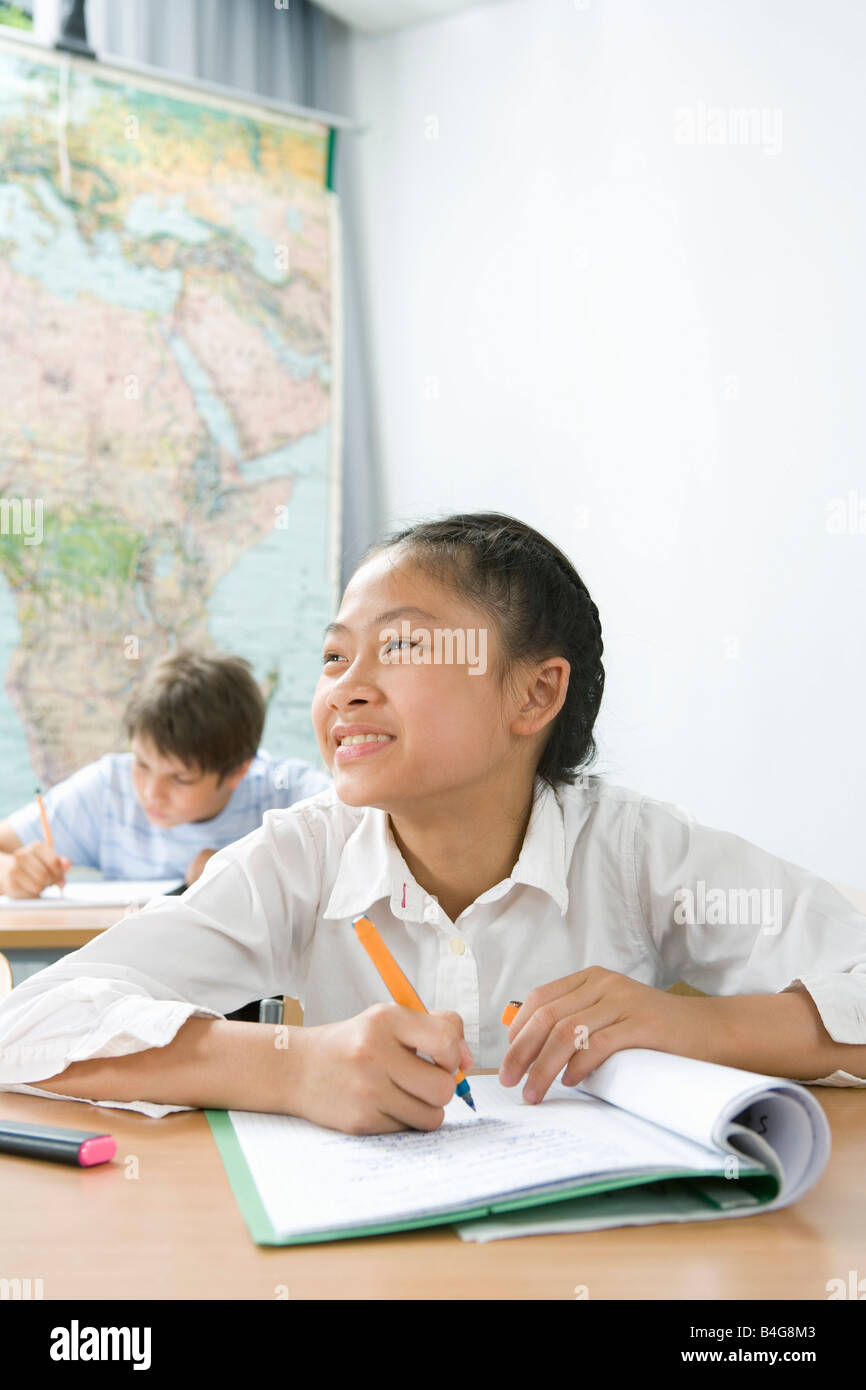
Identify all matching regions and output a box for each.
[357,512,605,791]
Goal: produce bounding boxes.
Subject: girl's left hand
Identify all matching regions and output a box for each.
[498,966,712,1103]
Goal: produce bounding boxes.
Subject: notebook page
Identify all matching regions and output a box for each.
[577,1048,802,1151]
[227,1073,753,1239]
[0,880,182,908]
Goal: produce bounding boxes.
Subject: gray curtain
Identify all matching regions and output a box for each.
[75,0,382,595]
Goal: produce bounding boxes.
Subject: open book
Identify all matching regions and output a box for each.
[205,1048,831,1245]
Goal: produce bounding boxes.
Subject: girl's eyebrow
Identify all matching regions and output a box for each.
[322,606,439,640]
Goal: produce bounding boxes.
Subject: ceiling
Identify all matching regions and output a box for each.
[312,0,496,36]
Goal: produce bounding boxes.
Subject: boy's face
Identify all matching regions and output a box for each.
[311,551,519,814]
[130,737,246,827]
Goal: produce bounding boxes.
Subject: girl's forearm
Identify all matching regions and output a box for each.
[701,990,866,1081]
[29,1016,307,1113]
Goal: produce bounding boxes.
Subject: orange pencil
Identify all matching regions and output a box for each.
[353,914,476,1112]
[35,788,53,850]
[35,788,64,892]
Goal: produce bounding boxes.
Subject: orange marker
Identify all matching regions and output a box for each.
[353,914,476,1112]
[501,1000,522,1027]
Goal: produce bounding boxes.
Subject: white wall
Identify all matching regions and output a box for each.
[346,0,866,885]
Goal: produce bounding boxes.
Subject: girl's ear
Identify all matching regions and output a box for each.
[516,659,570,733]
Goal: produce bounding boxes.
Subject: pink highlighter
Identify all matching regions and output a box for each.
[0,1118,115,1166]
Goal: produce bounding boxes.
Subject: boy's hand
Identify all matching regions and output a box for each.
[2,842,72,898]
[185,849,216,885]
[499,966,709,1103]
[291,1004,474,1135]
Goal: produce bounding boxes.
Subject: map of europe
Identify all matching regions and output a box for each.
[0,37,341,813]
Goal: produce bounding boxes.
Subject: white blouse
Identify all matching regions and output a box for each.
[1,775,865,1119]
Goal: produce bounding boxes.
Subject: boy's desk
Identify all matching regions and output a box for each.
[0,906,122,949]
[0,1081,864,1300]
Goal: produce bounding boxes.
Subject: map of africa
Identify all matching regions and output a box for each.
[0,36,341,813]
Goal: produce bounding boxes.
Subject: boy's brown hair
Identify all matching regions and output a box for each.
[124,650,265,783]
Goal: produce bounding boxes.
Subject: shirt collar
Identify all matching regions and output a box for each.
[322,774,570,922]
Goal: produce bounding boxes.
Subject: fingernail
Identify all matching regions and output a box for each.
[524,1085,537,1104]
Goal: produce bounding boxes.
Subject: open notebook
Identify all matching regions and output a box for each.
[205,1047,831,1245]
[0,880,183,908]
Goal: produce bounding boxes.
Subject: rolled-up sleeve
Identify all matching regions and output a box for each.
[632,795,866,1086]
[0,805,322,1116]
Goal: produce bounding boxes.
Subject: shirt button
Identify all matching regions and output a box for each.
[450,938,466,955]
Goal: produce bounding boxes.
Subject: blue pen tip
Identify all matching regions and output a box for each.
[455,1078,475,1110]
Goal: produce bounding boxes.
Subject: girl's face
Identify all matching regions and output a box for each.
[312,551,519,810]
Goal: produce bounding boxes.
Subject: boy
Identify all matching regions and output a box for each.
[0,649,332,896]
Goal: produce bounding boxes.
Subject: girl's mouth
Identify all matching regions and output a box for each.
[334,736,397,763]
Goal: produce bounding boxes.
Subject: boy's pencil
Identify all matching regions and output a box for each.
[35,787,64,893]
[34,788,54,850]
[353,914,476,1111]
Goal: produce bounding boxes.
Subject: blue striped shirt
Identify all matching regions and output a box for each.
[6,751,333,880]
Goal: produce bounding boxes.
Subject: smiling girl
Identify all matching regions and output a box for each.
[1,511,865,1133]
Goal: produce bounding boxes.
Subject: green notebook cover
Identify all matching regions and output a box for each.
[205,1108,778,1247]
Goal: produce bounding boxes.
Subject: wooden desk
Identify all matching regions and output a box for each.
[0,1083,863,1300]
[0,908,123,950]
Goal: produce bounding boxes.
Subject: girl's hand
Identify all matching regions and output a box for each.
[499,966,710,1103]
[291,1003,474,1135]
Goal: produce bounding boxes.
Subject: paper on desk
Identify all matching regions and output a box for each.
[0,879,182,908]
[226,1073,759,1241]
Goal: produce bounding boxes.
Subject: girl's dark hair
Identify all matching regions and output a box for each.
[358,512,604,791]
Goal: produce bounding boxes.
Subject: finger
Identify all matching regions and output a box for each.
[13,856,53,896]
[30,844,66,886]
[500,979,604,1086]
[9,869,45,897]
[522,1000,621,1103]
[377,1072,449,1132]
[392,1006,467,1077]
[429,1008,474,1071]
[560,1019,644,1089]
[506,968,603,1046]
[387,1047,457,1112]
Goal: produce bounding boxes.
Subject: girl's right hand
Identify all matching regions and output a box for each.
[290,1003,474,1135]
[3,842,71,897]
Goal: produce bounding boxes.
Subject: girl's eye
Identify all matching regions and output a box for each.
[383,638,418,653]
[323,652,345,664]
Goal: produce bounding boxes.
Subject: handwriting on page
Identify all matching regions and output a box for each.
[230,1108,630,1236]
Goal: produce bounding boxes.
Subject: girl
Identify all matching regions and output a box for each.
[1,511,865,1134]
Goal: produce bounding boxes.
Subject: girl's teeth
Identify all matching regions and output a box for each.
[339,734,393,746]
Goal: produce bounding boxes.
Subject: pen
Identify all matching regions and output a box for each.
[353,914,476,1111]
[501,1000,522,1027]
[35,786,64,892]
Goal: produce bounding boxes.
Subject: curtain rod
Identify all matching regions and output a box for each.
[0,26,368,134]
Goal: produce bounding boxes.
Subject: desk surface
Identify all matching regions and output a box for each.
[1,1084,864,1300]
[0,907,128,948]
